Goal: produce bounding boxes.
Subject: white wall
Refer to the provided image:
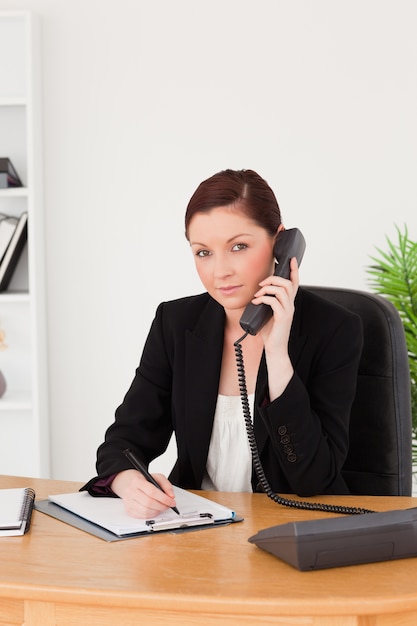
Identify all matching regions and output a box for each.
[0,0,416,481]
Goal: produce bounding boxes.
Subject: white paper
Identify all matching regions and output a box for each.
[49,486,235,536]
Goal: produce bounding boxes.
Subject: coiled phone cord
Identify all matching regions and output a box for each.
[234,333,375,516]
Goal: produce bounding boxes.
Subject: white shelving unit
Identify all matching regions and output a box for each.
[0,11,49,477]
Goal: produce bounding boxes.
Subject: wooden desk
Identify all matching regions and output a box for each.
[1,474,417,626]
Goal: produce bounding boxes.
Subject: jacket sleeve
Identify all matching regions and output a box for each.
[256,311,363,496]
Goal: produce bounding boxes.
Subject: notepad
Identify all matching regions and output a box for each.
[0,487,36,536]
[46,487,237,538]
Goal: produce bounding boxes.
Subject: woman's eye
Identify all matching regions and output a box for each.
[232,243,248,252]
[196,249,211,258]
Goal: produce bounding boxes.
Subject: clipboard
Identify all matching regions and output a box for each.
[35,488,243,542]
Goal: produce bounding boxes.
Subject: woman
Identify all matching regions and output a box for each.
[82,169,363,518]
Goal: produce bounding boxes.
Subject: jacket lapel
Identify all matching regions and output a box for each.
[184,297,225,483]
[183,290,309,485]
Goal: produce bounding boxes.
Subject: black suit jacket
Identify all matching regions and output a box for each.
[83,287,363,496]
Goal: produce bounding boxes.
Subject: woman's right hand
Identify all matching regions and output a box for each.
[110,469,177,519]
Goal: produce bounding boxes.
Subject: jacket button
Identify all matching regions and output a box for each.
[278,425,287,436]
[280,435,290,445]
[283,444,293,453]
[287,453,297,463]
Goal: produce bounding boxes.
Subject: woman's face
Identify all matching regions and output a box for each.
[188,205,277,315]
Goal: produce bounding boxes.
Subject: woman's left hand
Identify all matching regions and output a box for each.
[251,257,299,398]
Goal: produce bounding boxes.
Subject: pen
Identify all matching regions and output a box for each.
[123,448,180,515]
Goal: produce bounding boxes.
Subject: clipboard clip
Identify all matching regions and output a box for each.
[146,512,214,532]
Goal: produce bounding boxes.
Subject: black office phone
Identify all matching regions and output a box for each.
[239,228,306,335]
[248,507,417,570]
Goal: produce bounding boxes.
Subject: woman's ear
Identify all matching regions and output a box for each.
[272,225,285,265]
[273,224,285,245]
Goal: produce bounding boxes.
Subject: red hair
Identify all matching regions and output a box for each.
[184,169,282,240]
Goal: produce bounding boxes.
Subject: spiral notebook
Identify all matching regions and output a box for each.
[0,487,36,536]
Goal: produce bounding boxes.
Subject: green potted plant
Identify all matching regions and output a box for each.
[367,224,417,465]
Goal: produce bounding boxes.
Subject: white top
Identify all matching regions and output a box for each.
[201,394,254,493]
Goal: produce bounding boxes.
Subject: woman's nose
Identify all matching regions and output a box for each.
[214,255,233,278]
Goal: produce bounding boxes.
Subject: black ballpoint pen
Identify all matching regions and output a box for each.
[123,448,180,515]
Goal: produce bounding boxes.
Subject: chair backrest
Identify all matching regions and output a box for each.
[304,286,413,496]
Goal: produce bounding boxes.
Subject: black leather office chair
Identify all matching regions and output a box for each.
[305,286,413,496]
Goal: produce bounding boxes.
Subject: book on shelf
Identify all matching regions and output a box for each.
[0,214,18,264]
[0,212,28,292]
[0,487,36,536]
[0,157,23,189]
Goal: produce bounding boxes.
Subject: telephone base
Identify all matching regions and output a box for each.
[248,507,417,570]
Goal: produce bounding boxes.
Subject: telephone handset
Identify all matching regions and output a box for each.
[239,228,307,336]
[234,226,374,516]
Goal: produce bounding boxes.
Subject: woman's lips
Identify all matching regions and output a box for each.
[218,285,241,296]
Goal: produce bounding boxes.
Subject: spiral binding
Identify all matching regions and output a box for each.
[19,487,36,533]
[234,333,375,516]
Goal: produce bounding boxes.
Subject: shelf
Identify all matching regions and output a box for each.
[0,11,49,477]
[0,97,26,106]
[0,292,30,303]
[0,389,32,411]
[0,187,28,198]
